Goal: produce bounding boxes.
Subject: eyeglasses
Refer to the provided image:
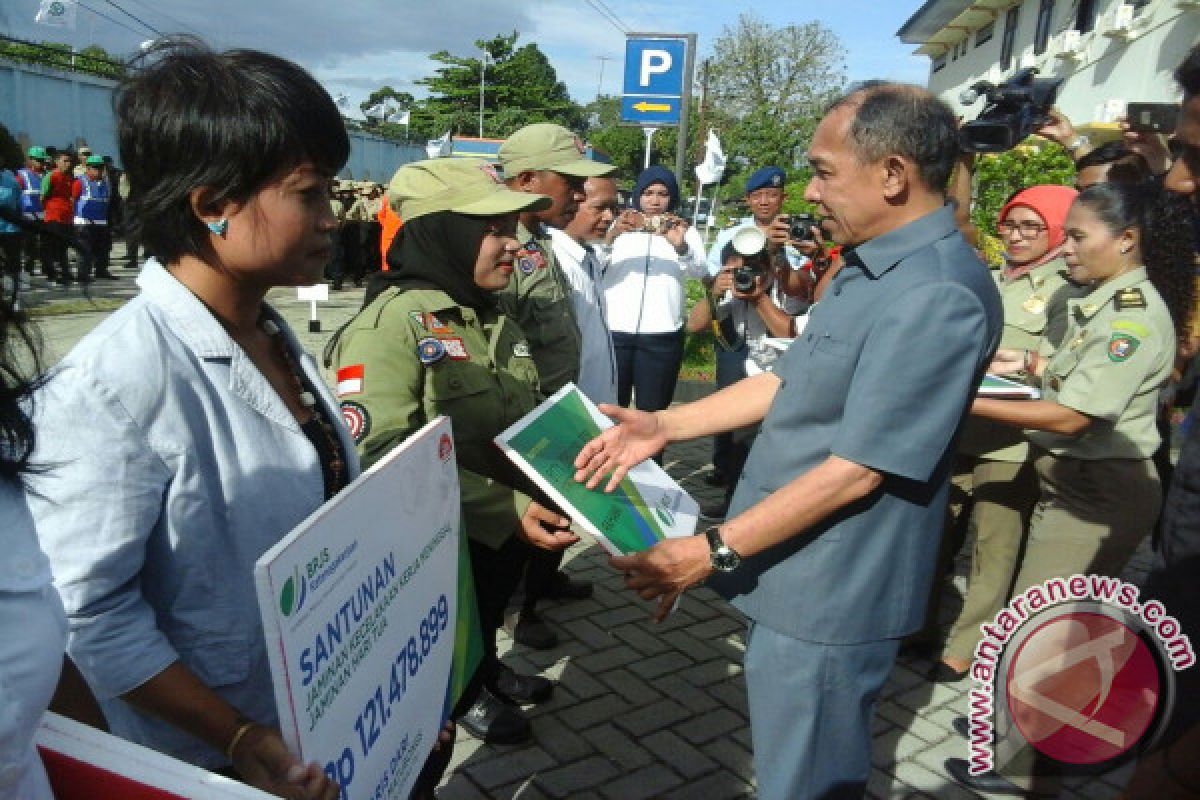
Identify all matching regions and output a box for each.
[482,221,518,238]
[997,220,1048,238]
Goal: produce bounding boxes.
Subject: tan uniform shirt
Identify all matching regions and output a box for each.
[333,287,542,548]
[960,256,1087,461]
[1028,267,1174,459]
[494,222,582,395]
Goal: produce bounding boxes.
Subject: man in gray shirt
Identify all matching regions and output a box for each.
[575,82,1003,799]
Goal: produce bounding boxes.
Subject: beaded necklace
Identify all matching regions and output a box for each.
[261,316,346,498]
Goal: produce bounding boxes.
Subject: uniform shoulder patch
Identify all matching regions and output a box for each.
[1114,288,1146,311]
[1107,332,1141,362]
[340,401,371,443]
[417,336,447,365]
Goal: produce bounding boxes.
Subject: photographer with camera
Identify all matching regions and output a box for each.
[602,165,707,422]
[703,166,814,487]
[693,229,802,518]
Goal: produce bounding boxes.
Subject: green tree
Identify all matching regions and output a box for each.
[414,32,582,139]
[696,13,846,207]
[971,143,1076,237]
[359,86,415,118]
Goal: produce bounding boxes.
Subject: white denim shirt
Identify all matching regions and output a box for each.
[29,260,359,769]
[547,227,618,405]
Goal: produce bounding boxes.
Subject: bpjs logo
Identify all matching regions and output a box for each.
[654,493,677,528]
[279,563,309,618]
[280,547,334,617]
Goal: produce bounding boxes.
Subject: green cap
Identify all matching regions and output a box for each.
[388,158,551,221]
[85,155,106,167]
[499,123,616,178]
[27,146,48,160]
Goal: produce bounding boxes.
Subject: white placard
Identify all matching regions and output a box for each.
[255,417,460,800]
[297,284,330,302]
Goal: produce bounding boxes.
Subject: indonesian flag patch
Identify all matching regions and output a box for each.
[336,364,364,396]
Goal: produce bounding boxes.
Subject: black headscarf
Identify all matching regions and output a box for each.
[365,210,494,310]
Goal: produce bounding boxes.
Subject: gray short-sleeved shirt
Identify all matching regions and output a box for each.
[708,205,1003,644]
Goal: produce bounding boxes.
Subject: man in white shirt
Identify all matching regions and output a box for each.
[549,176,620,405]
[705,166,812,490]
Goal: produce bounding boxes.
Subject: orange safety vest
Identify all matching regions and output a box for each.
[378,202,402,270]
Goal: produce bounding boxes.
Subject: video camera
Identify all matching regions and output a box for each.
[959,68,1063,153]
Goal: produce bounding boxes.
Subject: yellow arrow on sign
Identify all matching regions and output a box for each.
[633,100,672,112]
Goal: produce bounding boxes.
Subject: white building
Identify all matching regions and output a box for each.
[897,0,1200,133]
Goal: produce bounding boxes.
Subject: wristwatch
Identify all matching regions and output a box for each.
[703,526,742,572]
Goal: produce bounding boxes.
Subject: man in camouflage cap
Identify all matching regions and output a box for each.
[499,124,616,648]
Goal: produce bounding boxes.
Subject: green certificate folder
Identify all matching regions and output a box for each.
[979,373,1041,399]
[495,384,699,555]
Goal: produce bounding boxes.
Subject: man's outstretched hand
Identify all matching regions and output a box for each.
[573,405,669,492]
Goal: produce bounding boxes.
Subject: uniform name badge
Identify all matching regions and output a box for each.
[417,336,447,365]
[1022,294,1046,315]
[513,341,532,358]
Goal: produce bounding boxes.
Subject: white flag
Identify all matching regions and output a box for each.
[693,129,726,186]
[425,131,452,159]
[388,109,411,126]
[364,103,387,121]
[35,0,77,28]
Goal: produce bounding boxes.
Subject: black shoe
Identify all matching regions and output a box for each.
[699,499,729,520]
[945,757,1037,796]
[703,470,728,487]
[952,715,970,739]
[928,662,968,683]
[543,571,593,601]
[513,609,559,650]
[457,688,531,744]
[493,665,554,705]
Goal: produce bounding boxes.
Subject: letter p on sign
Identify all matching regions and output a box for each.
[640,50,672,86]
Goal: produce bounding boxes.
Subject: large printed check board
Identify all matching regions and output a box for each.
[255,417,460,800]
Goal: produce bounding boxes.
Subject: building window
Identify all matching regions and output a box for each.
[932,52,948,73]
[1034,0,1055,56]
[976,20,995,47]
[1000,6,1020,70]
[1075,0,1097,32]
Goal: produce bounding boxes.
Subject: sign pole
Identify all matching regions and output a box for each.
[642,127,656,170]
[675,33,697,200]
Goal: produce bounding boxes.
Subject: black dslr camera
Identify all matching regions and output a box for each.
[733,264,764,293]
[959,68,1063,153]
[787,213,819,242]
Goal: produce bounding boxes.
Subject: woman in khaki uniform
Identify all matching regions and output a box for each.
[330,159,576,746]
[934,185,1084,680]
[973,181,1195,595]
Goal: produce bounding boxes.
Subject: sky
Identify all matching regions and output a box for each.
[2,0,930,119]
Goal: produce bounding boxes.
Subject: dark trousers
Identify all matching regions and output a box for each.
[21,227,47,275]
[0,233,21,280]
[123,234,140,267]
[43,221,72,281]
[522,545,565,611]
[75,224,111,280]
[466,535,531,697]
[613,329,685,412]
[711,343,748,476]
[339,221,365,286]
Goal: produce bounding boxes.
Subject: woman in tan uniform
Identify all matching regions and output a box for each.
[973,181,1194,595]
[933,185,1084,680]
[331,159,575,746]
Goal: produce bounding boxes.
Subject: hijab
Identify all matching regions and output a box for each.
[378,210,494,310]
[632,165,680,212]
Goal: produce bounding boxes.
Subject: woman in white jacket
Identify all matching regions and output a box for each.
[602,165,708,417]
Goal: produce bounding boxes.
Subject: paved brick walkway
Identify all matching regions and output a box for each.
[24,249,1153,799]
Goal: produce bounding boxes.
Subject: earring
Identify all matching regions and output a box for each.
[206,218,228,236]
[1120,246,1132,254]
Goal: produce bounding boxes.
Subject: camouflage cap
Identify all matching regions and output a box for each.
[388,158,551,221]
[499,123,616,178]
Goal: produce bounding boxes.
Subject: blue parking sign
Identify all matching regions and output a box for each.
[622,36,688,126]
